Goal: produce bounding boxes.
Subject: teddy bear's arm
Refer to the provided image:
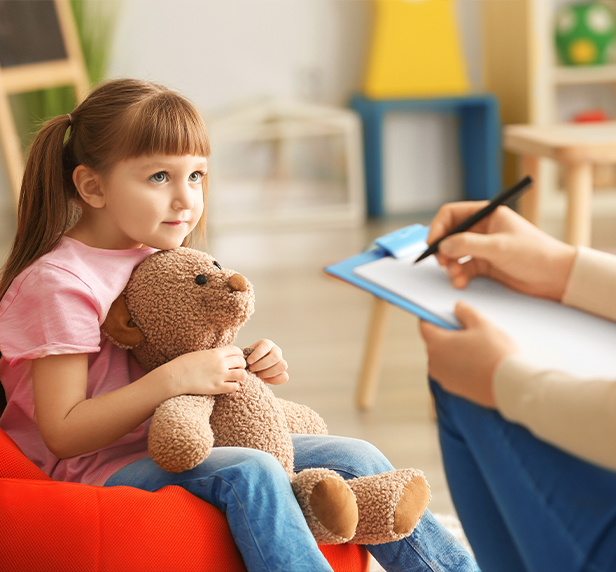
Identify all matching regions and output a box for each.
[277,398,328,435]
[149,394,216,473]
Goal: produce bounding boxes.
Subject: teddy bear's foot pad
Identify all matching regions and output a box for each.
[292,468,358,545]
[348,468,431,545]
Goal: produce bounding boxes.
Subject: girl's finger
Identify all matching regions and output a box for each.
[226,368,248,382]
[220,381,239,394]
[253,360,288,377]
[222,345,245,357]
[249,351,285,373]
[227,355,247,370]
[245,340,274,364]
[261,372,289,386]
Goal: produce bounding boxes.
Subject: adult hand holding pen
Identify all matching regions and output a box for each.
[427,202,577,301]
[419,202,577,408]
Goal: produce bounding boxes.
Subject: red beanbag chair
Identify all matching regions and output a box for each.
[0,428,369,572]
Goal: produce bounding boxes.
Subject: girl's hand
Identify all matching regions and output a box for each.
[419,302,519,408]
[245,339,289,385]
[428,202,577,301]
[167,345,247,396]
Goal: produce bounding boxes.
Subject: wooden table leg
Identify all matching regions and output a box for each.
[356,297,390,411]
[518,155,540,225]
[564,161,593,246]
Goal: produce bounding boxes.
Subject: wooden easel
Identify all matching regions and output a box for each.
[0,0,89,204]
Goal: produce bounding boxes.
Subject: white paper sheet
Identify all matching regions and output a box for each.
[354,246,616,380]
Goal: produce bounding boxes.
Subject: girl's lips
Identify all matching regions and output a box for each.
[163,221,187,226]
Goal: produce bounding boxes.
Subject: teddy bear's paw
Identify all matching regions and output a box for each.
[148,395,215,473]
[347,468,431,545]
[292,468,358,545]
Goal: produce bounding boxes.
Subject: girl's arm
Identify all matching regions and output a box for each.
[33,346,247,459]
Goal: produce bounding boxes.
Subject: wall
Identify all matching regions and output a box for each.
[0,0,483,224]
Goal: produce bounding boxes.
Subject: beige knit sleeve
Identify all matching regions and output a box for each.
[494,355,616,471]
[493,247,616,471]
[562,246,616,321]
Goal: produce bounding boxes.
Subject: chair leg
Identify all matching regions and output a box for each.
[356,297,390,411]
[518,155,540,225]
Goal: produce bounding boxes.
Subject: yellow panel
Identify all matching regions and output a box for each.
[364,0,470,98]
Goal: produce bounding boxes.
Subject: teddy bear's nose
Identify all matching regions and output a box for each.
[228,273,248,292]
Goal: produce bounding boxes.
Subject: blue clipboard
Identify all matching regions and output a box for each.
[324,225,457,330]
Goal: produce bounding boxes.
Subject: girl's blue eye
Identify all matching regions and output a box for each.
[189,171,203,183]
[150,172,168,184]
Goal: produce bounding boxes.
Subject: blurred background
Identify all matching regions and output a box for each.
[2,0,616,554]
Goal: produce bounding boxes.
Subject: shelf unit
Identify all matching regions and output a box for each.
[553,63,616,85]
[481,0,616,233]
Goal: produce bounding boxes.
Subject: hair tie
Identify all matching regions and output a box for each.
[67,113,73,126]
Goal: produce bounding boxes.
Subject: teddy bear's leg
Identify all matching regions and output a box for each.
[346,468,431,545]
[277,398,328,435]
[291,468,359,545]
[148,395,216,473]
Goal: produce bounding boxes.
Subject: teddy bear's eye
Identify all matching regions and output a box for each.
[195,274,208,285]
[213,261,222,270]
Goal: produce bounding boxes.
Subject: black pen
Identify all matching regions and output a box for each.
[414,175,533,264]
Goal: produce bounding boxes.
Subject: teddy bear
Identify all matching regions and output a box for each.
[102,247,431,546]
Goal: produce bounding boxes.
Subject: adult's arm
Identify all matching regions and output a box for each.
[494,247,616,471]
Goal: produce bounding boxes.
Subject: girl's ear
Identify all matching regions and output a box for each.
[73,165,105,208]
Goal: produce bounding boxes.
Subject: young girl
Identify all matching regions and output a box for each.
[0,78,477,572]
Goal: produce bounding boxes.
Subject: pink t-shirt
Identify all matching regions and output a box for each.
[0,237,156,485]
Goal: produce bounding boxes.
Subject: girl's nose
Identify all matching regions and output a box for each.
[172,183,195,210]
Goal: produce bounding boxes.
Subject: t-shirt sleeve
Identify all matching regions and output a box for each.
[0,263,103,364]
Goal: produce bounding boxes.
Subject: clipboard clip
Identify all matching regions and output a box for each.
[374,224,429,259]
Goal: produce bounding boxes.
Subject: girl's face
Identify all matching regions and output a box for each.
[97,154,207,250]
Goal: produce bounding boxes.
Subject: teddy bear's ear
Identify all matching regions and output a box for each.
[102,294,146,348]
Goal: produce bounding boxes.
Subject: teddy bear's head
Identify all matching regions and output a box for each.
[103,247,255,371]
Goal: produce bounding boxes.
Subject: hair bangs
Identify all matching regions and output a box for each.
[119,93,211,161]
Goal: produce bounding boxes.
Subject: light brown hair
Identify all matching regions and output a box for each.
[0,78,211,299]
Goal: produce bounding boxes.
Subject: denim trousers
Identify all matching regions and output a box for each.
[430,379,616,572]
[105,434,478,572]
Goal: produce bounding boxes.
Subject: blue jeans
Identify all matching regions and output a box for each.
[430,379,616,572]
[105,434,478,572]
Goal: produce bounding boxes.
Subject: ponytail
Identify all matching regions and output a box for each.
[0,114,75,299]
